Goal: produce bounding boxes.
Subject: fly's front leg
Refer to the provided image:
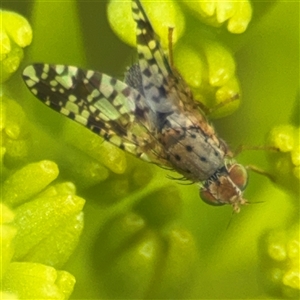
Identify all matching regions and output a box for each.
[232,143,286,183]
[245,165,276,182]
[233,144,280,157]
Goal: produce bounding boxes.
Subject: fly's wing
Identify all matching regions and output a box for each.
[131,0,197,115]
[22,63,167,164]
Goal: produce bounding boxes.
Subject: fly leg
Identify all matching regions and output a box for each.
[245,165,275,182]
[201,93,240,117]
[232,145,280,182]
[233,145,280,157]
[168,27,175,68]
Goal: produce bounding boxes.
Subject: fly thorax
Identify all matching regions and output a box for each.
[159,127,225,181]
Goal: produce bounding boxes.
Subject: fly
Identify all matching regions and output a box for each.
[22,0,248,213]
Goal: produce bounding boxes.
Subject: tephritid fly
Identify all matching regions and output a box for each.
[22,0,248,212]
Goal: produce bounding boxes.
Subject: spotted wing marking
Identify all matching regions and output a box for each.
[132,0,170,77]
[131,0,177,114]
[131,0,206,125]
[22,63,167,162]
[131,0,216,156]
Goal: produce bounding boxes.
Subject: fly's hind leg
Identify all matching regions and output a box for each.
[167,25,240,117]
[168,27,175,68]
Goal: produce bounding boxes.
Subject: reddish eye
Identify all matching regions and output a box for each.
[228,164,248,191]
[199,189,225,206]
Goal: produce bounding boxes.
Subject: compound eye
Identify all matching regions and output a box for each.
[228,164,248,191]
[199,189,225,206]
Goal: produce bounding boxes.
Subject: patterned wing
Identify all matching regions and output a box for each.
[131,0,197,116]
[22,63,166,163]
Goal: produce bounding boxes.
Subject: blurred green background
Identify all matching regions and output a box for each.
[1,0,299,299]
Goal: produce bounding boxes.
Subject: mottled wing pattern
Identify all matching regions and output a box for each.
[22,63,163,162]
[131,0,198,114]
[132,0,174,114]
